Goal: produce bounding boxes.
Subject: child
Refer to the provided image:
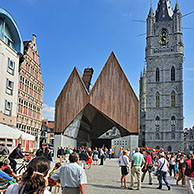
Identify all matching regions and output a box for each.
[48,162,61,191]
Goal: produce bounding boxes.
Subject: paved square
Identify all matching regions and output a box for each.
[85,159,187,194]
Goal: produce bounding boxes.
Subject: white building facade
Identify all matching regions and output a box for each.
[0,8,23,127]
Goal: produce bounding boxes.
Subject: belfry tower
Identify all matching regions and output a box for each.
[139,0,184,152]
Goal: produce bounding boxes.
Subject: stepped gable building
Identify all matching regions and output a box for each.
[55,52,138,151]
[17,34,43,139]
[0,8,23,126]
[139,0,184,152]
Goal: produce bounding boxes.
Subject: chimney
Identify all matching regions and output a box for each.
[32,34,36,43]
[82,67,94,91]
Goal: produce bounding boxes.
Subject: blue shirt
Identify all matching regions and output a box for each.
[0,170,13,181]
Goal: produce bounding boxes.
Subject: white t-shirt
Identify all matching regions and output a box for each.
[6,183,51,194]
[158,158,168,172]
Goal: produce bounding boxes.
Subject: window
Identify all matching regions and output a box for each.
[6,79,14,95]
[155,116,160,139]
[171,91,175,107]
[171,116,176,139]
[171,66,175,81]
[7,58,15,75]
[156,68,160,82]
[156,92,160,107]
[5,100,12,116]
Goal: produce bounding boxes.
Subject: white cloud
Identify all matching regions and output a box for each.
[42,104,55,121]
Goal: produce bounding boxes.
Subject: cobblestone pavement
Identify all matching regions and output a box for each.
[84,159,187,194]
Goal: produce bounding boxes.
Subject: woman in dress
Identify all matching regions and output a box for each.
[86,148,93,170]
[6,156,51,194]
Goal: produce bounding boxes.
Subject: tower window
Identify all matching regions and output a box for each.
[171,66,175,81]
[171,91,175,107]
[156,68,160,82]
[156,92,160,107]
[171,116,176,139]
[155,116,160,139]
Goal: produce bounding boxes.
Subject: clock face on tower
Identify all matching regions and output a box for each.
[158,29,169,45]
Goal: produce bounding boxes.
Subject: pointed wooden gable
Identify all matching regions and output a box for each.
[89,52,138,133]
[55,68,89,133]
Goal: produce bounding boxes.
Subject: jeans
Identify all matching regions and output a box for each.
[158,171,170,188]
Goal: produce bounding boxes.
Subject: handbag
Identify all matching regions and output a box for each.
[121,156,130,173]
[156,159,166,177]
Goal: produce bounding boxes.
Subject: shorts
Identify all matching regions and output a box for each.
[121,166,128,176]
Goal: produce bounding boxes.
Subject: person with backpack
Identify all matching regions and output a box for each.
[183,153,194,194]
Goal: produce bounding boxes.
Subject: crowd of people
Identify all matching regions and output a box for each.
[0,143,194,194]
[117,147,194,193]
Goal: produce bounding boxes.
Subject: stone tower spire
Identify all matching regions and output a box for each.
[155,0,173,22]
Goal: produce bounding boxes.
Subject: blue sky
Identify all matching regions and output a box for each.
[1,0,194,128]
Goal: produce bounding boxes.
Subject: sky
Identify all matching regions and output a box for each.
[1,0,194,128]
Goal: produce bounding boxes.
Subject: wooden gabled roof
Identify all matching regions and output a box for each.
[55,68,89,133]
[55,52,138,134]
[89,52,138,133]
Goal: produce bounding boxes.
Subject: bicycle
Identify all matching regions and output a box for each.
[15,158,30,175]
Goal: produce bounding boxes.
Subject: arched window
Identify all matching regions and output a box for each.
[171,116,176,139]
[171,91,176,107]
[156,92,160,107]
[171,66,175,81]
[155,116,160,139]
[156,68,160,82]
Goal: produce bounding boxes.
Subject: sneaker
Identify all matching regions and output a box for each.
[128,187,133,190]
[157,186,162,189]
[167,186,171,190]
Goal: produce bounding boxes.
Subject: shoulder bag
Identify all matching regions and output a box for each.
[156,159,166,177]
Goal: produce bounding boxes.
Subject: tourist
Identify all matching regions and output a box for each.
[93,148,99,165]
[118,147,123,158]
[51,153,87,194]
[35,147,43,157]
[169,153,176,177]
[43,146,53,165]
[141,151,154,185]
[0,143,9,162]
[108,148,112,160]
[176,153,186,186]
[0,161,13,181]
[157,153,171,190]
[129,147,144,190]
[86,148,93,170]
[8,143,24,173]
[118,150,129,188]
[79,148,88,169]
[64,147,70,163]
[183,153,194,194]
[99,148,105,165]
[48,162,61,192]
[57,147,64,163]
[2,158,20,180]
[5,156,51,194]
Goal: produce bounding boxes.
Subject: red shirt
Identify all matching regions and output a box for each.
[145,155,152,164]
[185,159,194,178]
